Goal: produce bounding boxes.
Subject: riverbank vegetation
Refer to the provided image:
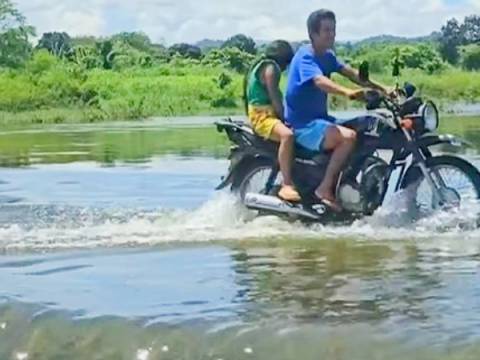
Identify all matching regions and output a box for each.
[1,0,479,124]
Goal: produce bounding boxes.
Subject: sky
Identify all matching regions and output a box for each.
[15,0,480,45]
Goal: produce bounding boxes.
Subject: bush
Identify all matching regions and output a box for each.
[26,50,59,75]
[169,43,202,59]
[69,45,102,69]
[203,47,254,73]
[400,44,444,74]
[210,72,237,108]
[461,44,480,71]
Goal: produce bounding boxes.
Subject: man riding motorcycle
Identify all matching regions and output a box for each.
[215,10,480,223]
[286,9,391,211]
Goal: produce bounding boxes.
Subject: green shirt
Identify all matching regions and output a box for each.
[246,59,281,106]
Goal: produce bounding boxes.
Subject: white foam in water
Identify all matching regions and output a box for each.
[136,349,150,360]
[0,191,479,251]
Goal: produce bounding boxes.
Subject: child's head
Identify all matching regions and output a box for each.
[264,40,294,71]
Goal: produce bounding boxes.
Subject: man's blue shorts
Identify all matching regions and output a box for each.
[294,119,335,152]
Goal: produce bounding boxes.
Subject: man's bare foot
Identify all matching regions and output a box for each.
[278,185,301,203]
[314,188,342,213]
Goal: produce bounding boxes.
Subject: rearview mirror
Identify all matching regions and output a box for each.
[359,61,369,82]
[392,48,402,77]
[365,90,382,110]
[403,82,416,98]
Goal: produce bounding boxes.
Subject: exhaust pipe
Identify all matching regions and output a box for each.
[244,193,324,220]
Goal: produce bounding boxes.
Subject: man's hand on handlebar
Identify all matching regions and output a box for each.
[384,87,398,98]
[347,88,368,101]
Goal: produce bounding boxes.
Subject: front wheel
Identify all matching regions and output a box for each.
[401,155,480,213]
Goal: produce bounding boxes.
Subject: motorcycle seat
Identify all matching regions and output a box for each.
[216,118,328,161]
[245,125,327,161]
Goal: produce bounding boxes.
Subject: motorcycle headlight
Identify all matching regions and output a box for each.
[421,101,439,131]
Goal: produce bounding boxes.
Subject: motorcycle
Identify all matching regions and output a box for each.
[215,63,480,222]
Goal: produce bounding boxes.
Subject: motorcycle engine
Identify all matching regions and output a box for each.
[338,157,389,215]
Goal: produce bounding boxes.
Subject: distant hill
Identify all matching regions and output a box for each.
[195,39,224,50]
[347,32,441,47]
[195,33,441,51]
[195,38,272,50]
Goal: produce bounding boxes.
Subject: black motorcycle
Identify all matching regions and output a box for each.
[215,68,480,222]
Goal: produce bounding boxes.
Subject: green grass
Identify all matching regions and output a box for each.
[0,63,243,124]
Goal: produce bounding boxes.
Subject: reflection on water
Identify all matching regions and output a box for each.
[0,115,477,167]
[0,122,229,167]
[1,238,480,359]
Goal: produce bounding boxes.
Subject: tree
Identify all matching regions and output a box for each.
[222,34,256,55]
[111,32,152,53]
[37,32,72,58]
[462,15,480,44]
[438,15,480,65]
[169,43,202,59]
[0,0,26,32]
[439,18,463,64]
[71,36,97,47]
[0,0,35,68]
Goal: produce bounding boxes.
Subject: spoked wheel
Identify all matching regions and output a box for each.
[240,166,283,202]
[402,155,480,214]
[231,159,282,202]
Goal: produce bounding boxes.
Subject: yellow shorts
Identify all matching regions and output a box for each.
[247,105,281,140]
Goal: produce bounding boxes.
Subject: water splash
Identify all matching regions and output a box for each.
[0,191,479,252]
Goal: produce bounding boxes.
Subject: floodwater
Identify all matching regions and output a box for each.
[1,115,480,359]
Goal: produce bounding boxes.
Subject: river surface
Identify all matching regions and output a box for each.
[1,115,480,359]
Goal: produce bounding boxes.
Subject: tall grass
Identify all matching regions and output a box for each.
[1,60,479,125]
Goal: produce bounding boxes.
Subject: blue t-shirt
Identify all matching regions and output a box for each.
[285,45,345,129]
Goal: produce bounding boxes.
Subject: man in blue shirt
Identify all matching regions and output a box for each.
[285,9,388,211]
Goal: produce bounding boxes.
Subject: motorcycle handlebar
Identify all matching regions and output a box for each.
[363,88,401,113]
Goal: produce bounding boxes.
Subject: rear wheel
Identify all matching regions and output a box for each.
[401,155,480,213]
[231,159,281,201]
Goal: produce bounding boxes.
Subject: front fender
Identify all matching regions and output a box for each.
[417,133,472,148]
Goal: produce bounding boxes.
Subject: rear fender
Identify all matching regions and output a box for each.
[216,153,271,190]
